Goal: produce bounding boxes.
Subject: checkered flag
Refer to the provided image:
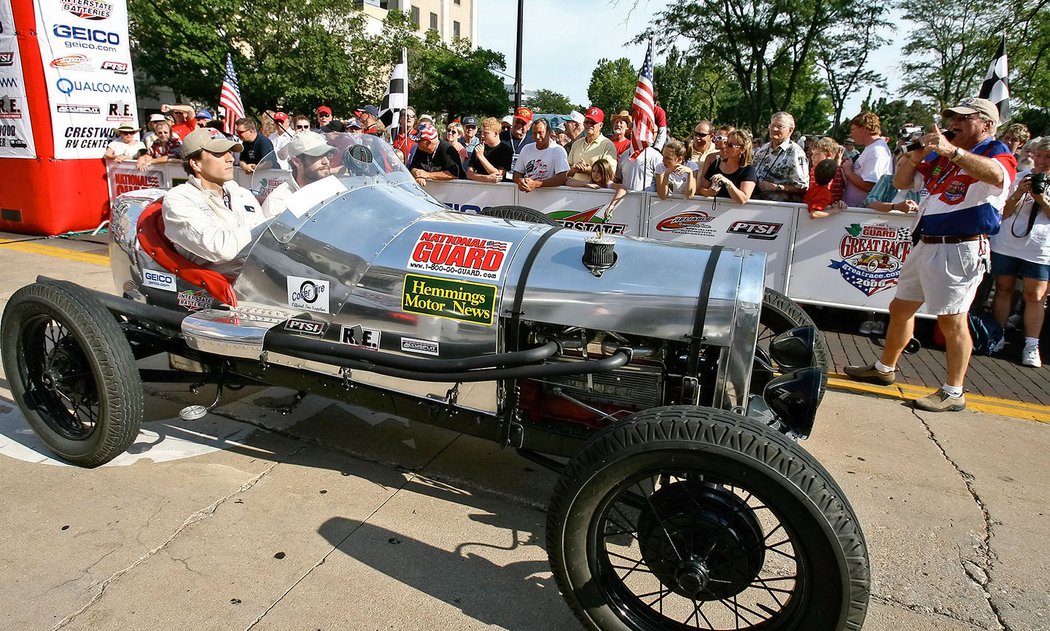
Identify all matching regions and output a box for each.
[979,36,1010,122]
[379,48,408,139]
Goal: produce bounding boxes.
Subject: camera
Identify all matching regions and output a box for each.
[1032,172,1048,196]
[904,128,955,152]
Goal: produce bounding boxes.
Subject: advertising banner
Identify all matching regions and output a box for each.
[34,0,136,159]
[106,162,166,199]
[0,0,36,158]
[519,187,645,236]
[647,197,796,288]
[429,179,515,213]
[787,209,930,314]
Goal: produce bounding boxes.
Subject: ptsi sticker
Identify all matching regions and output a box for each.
[287,276,330,314]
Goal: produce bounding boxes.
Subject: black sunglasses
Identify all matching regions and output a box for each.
[694,132,710,138]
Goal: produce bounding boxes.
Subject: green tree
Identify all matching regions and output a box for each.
[128,0,379,116]
[524,89,579,114]
[815,6,888,130]
[653,47,732,138]
[587,58,637,121]
[643,0,887,134]
[411,35,509,121]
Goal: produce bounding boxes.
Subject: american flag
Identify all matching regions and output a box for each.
[979,36,1010,122]
[630,40,656,156]
[379,48,408,140]
[219,53,245,136]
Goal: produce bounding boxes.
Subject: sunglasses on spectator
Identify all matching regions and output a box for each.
[318,113,332,119]
[714,135,728,142]
[725,142,743,148]
[296,124,310,130]
[694,132,710,138]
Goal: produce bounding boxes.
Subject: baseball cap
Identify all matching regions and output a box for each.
[316,105,333,116]
[514,107,533,123]
[181,127,242,156]
[415,123,438,142]
[195,109,213,120]
[148,113,166,123]
[346,117,363,129]
[419,113,435,124]
[463,116,478,127]
[360,105,380,118]
[286,131,335,158]
[273,112,288,123]
[942,97,1000,126]
[501,115,513,126]
[569,111,585,126]
[584,107,604,124]
[114,123,139,133]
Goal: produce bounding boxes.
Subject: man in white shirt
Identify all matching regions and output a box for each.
[513,118,569,192]
[842,111,894,207]
[162,128,275,278]
[261,131,335,216]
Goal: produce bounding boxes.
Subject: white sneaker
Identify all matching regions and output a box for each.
[859,320,874,335]
[1021,345,1042,368]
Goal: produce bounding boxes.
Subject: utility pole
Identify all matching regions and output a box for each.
[513,0,523,110]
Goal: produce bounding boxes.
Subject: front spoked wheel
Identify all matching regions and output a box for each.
[547,406,869,631]
[1,281,143,467]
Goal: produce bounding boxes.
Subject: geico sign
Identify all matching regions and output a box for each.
[52,24,120,45]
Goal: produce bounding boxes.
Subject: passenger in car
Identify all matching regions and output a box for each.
[162,128,277,278]
[261,132,335,216]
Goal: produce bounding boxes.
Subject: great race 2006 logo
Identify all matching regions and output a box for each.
[829,223,913,297]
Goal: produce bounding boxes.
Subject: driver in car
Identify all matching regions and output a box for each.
[261,131,336,216]
[162,128,279,277]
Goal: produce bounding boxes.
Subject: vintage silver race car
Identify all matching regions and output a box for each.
[1,134,868,630]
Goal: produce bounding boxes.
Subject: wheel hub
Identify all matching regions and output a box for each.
[636,480,766,600]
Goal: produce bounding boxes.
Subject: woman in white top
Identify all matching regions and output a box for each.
[990,136,1050,367]
[103,123,147,162]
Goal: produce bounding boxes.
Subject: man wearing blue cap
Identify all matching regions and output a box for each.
[358,105,381,136]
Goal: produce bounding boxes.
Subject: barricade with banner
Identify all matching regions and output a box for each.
[646,196,796,289]
[106,163,932,315]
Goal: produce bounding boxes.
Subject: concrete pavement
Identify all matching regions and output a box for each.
[0,234,1047,630]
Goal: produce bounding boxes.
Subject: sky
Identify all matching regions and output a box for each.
[475,0,904,123]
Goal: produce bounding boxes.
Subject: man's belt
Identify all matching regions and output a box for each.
[919,234,983,244]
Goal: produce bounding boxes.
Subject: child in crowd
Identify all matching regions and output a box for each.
[655,140,695,199]
[589,157,616,189]
[805,159,843,218]
[809,137,846,203]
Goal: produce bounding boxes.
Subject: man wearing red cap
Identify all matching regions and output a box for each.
[507,107,534,180]
[316,105,334,129]
[408,123,464,187]
[566,106,616,186]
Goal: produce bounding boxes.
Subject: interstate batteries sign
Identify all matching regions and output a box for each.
[34,0,137,159]
[0,0,36,158]
[402,273,497,326]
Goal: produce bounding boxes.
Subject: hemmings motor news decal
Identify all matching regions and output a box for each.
[287,276,330,314]
[402,273,497,326]
[408,231,511,281]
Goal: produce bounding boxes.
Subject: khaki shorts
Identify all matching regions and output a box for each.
[894,238,988,315]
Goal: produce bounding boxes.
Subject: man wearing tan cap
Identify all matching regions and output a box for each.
[162,128,274,277]
[845,96,1017,412]
[261,132,335,216]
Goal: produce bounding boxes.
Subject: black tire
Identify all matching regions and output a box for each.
[480,204,560,225]
[1,281,143,467]
[759,287,830,397]
[547,406,869,631]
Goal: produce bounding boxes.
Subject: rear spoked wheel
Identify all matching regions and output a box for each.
[547,406,869,631]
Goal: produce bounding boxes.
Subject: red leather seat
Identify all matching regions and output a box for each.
[136,200,238,306]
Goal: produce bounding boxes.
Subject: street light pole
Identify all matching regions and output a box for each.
[513,0,523,110]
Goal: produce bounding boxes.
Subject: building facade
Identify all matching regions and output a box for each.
[356,0,477,45]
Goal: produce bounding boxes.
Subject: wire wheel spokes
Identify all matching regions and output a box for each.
[597,472,801,630]
[21,316,101,441]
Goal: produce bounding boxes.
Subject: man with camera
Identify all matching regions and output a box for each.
[845,97,1016,412]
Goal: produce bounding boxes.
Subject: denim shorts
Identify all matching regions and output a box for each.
[990,251,1050,281]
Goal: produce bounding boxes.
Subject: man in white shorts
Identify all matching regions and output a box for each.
[844,97,1017,412]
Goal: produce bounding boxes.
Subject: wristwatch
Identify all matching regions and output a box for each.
[777,183,784,192]
[949,147,964,162]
